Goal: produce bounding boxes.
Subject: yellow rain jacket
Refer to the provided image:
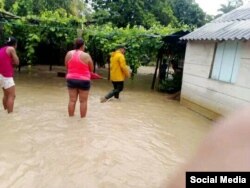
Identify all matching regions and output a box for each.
[110,50,130,81]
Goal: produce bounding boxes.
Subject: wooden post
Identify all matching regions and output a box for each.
[151,51,162,90]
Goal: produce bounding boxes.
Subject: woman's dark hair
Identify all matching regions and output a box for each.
[5,37,17,46]
[74,38,84,49]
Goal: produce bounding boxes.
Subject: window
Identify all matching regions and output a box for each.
[211,41,241,83]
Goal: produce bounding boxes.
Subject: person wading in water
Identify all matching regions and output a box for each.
[65,38,94,118]
[0,37,20,113]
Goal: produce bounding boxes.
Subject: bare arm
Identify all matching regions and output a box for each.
[87,54,94,72]
[80,52,94,72]
[64,51,72,68]
[7,47,19,65]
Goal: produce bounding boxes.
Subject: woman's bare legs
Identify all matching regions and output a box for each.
[68,88,78,117]
[3,86,16,113]
[2,88,7,110]
[79,90,89,118]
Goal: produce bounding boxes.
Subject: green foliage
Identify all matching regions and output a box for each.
[3,0,14,11]
[0,0,4,9]
[89,0,179,28]
[169,0,206,28]
[4,0,89,18]
[1,16,183,74]
[1,9,83,65]
[89,0,206,28]
[84,24,180,73]
[0,0,199,75]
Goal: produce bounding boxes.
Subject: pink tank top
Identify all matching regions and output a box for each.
[66,50,91,80]
[0,46,14,77]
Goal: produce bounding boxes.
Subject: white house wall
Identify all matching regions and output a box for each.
[181,41,250,119]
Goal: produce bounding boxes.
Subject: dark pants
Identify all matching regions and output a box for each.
[105,81,124,99]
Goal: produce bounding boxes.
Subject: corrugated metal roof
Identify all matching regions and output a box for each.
[181,3,250,41]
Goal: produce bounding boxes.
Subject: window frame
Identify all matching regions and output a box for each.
[209,40,241,83]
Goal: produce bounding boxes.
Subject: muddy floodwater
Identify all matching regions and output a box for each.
[0,66,211,188]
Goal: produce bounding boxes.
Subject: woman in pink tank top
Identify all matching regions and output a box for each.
[65,38,94,118]
[0,37,19,113]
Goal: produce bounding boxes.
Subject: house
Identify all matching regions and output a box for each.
[151,31,189,90]
[180,3,250,120]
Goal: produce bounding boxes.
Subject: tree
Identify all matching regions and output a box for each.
[89,0,148,27]
[147,0,178,27]
[4,0,89,17]
[3,0,15,11]
[218,0,243,14]
[169,0,206,27]
[88,0,178,28]
[70,0,89,18]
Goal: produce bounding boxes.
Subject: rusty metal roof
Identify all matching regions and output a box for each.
[181,3,250,41]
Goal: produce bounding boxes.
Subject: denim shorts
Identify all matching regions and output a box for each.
[66,79,91,90]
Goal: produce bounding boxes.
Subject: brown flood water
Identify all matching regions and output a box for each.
[0,66,211,188]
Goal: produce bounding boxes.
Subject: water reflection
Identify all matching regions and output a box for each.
[0,66,211,188]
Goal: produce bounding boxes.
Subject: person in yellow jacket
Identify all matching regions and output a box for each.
[101,45,130,103]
